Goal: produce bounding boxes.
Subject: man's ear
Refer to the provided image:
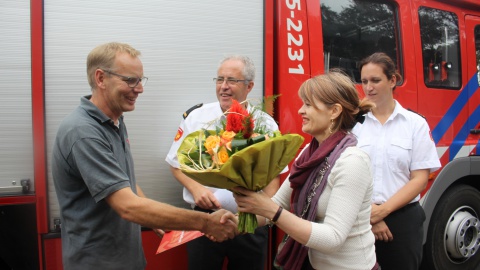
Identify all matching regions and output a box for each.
[246,81,254,94]
[95,69,107,89]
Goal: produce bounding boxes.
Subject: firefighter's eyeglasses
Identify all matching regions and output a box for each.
[103,69,148,88]
[213,77,249,86]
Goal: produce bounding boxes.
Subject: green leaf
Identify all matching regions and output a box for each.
[203,129,210,138]
[248,135,266,145]
[187,150,201,160]
[200,153,212,168]
[230,139,249,151]
[262,94,281,117]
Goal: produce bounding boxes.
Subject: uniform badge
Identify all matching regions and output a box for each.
[174,127,183,142]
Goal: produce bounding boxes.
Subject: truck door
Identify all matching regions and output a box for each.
[465,15,480,154]
[417,6,466,161]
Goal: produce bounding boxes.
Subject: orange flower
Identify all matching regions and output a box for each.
[204,135,221,155]
[217,146,230,164]
[252,133,270,140]
[221,131,236,142]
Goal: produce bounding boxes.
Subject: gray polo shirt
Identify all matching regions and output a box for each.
[52,95,145,270]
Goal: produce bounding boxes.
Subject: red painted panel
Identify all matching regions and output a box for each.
[30,0,46,220]
[143,230,189,270]
[0,195,36,205]
[43,237,63,270]
[276,0,312,141]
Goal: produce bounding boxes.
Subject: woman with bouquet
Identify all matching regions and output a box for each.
[233,71,378,269]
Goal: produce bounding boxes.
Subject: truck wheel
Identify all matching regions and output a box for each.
[423,184,480,270]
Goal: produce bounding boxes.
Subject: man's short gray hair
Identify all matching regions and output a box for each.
[219,55,256,82]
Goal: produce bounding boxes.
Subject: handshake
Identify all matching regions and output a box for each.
[201,209,240,242]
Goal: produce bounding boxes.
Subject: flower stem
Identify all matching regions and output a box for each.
[238,212,258,234]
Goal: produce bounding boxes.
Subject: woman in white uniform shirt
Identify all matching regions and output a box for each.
[352,52,441,270]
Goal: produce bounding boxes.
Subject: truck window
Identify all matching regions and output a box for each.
[419,6,461,89]
[320,0,401,83]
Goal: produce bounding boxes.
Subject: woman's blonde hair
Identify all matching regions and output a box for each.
[298,70,374,132]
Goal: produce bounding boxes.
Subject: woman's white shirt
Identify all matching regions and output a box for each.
[352,100,441,204]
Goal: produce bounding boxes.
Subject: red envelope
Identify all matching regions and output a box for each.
[156,230,204,254]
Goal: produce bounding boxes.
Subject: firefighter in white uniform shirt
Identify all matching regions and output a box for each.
[166,55,284,270]
[352,52,441,270]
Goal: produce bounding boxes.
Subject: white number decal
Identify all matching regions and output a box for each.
[287,32,303,47]
[286,0,301,10]
[286,0,304,74]
[287,18,302,32]
[289,64,305,74]
[288,47,304,61]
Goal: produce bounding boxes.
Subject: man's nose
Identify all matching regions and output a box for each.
[133,84,144,93]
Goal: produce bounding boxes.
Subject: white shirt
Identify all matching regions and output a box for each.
[352,100,441,204]
[165,102,285,212]
[273,147,376,269]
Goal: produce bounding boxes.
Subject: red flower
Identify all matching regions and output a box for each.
[226,100,255,138]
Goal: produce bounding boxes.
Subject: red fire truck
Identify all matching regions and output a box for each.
[0,0,478,269]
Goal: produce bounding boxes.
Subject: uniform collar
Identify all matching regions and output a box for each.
[217,101,252,112]
[366,100,407,122]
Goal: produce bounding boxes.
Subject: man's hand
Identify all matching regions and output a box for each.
[170,166,221,210]
[152,228,168,238]
[372,220,393,242]
[191,185,221,210]
[202,209,238,242]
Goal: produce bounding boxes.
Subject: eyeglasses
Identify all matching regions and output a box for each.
[213,77,249,86]
[103,69,148,88]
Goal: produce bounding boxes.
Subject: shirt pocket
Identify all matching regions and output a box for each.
[387,138,412,173]
[356,137,373,155]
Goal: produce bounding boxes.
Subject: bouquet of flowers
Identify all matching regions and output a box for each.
[178,99,304,233]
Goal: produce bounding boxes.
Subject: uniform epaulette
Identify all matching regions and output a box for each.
[407,108,426,120]
[183,103,203,119]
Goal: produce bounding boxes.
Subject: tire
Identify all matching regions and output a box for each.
[423,184,480,270]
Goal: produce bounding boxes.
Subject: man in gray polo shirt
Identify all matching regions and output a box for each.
[52,42,237,270]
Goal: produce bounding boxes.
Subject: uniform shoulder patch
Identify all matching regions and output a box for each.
[407,108,426,120]
[183,103,203,119]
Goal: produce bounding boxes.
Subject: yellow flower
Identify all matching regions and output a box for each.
[204,135,221,155]
[217,146,230,164]
[221,131,236,142]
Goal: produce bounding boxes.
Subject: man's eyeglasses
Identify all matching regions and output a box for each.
[213,77,249,86]
[103,69,148,88]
